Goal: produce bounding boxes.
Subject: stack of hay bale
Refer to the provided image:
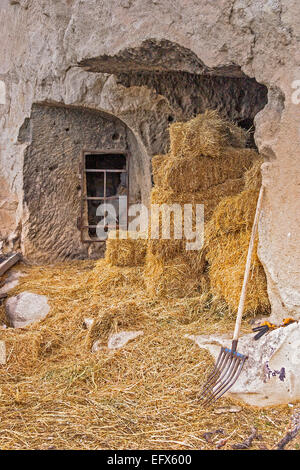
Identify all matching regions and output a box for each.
[144,110,259,298]
[104,110,270,314]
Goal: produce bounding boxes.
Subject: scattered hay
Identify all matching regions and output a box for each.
[84,259,145,300]
[105,230,147,267]
[87,301,147,349]
[3,329,42,373]
[0,262,292,450]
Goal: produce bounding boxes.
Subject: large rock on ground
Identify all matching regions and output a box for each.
[187,321,300,407]
[5,291,50,328]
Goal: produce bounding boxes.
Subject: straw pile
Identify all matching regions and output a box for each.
[205,159,270,314]
[105,230,147,267]
[0,263,292,450]
[145,110,258,298]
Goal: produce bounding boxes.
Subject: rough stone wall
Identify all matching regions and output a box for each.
[117,72,267,125]
[0,0,299,319]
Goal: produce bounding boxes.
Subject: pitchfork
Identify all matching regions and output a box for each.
[200,185,265,406]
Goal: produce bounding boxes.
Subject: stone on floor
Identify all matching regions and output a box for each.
[5,291,50,328]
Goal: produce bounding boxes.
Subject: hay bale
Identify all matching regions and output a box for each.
[148,177,244,265]
[207,231,270,314]
[143,252,204,299]
[169,122,186,156]
[205,189,259,242]
[150,177,244,222]
[160,147,258,193]
[105,230,147,267]
[169,110,247,159]
[244,158,263,190]
[152,153,168,186]
[205,159,263,242]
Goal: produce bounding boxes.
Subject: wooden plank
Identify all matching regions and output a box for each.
[0,253,21,277]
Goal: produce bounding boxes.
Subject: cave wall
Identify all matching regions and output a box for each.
[117,72,267,124]
[0,0,299,319]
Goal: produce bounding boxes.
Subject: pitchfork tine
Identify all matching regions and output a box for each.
[200,351,232,399]
[211,357,247,403]
[199,348,228,398]
[199,185,265,406]
[202,354,239,403]
[203,356,242,405]
[207,356,247,405]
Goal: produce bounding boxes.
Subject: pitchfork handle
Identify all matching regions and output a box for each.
[232,185,265,343]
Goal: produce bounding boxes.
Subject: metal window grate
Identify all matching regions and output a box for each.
[79,149,129,243]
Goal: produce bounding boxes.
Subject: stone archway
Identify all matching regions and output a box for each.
[18,103,150,263]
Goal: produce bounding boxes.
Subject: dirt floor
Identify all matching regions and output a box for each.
[0,261,299,450]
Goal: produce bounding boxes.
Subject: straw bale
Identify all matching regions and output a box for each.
[169,110,247,159]
[148,178,244,265]
[160,147,258,193]
[143,252,204,299]
[205,188,259,242]
[169,121,186,156]
[204,159,269,314]
[150,177,244,223]
[152,153,169,186]
[205,159,263,242]
[206,230,270,314]
[105,230,147,267]
[244,158,263,190]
